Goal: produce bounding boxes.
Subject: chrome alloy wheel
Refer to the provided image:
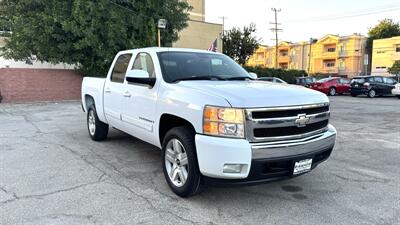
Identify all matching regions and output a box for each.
[165,138,189,187]
[88,110,96,136]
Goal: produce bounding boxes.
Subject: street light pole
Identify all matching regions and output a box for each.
[157,19,167,47]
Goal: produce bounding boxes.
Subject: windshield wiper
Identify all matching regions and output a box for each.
[224,76,254,81]
[172,76,226,82]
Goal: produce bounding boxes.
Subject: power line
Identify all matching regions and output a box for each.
[288,6,400,23]
[270,8,282,69]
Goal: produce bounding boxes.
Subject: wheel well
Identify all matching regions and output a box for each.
[159,114,195,145]
[84,95,95,111]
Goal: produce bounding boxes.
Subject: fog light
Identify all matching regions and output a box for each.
[223,164,243,173]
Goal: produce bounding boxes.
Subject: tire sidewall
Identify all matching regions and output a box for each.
[368,89,376,98]
[87,106,97,139]
[162,127,202,197]
[329,87,336,96]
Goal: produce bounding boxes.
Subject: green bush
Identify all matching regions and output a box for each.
[243,66,308,84]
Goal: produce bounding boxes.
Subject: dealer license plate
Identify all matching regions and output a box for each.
[293,159,312,175]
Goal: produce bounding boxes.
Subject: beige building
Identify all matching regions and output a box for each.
[173,0,223,52]
[371,36,400,76]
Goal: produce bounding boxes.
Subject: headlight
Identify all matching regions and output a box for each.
[203,106,245,138]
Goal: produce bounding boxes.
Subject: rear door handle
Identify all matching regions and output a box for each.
[123,91,131,98]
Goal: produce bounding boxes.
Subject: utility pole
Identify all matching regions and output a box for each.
[270,8,282,69]
[308,38,317,74]
[218,16,228,32]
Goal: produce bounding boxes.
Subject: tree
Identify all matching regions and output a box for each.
[0,0,191,76]
[222,24,260,65]
[388,61,400,75]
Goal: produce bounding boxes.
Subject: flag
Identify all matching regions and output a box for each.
[207,39,218,52]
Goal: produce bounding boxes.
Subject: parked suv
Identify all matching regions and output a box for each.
[310,77,350,96]
[296,77,316,87]
[350,76,398,98]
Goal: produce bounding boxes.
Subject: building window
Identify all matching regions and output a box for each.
[257,53,264,60]
[396,45,400,52]
[376,50,386,54]
[375,66,387,69]
[279,63,288,69]
[324,60,336,68]
[324,44,336,53]
[279,50,288,56]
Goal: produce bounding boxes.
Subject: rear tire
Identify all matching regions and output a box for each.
[87,105,109,141]
[367,89,376,98]
[162,126,204,197]
[351,93,357,97]
[329,87,336,96]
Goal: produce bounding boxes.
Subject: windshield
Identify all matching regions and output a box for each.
[157,51,251,83]
[317,78,333,83]
[351,78,366,84]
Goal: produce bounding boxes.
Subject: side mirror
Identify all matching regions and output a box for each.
[248,72,258,80]
[126,70,156,86]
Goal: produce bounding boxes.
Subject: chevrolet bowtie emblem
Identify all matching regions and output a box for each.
[295,114,310,127]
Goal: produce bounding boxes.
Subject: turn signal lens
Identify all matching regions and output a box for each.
[203,106,245,138]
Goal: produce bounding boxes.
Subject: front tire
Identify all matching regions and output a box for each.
[87,105,109,141]
[162,126,203,197]
[367,89,376,98]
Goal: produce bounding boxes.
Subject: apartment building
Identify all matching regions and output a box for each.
[172,0,223,52]
[247,34,367,78]
[310,34,367,77]
[371,36,400,76]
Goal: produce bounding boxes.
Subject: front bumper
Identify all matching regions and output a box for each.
[195,124,336,182]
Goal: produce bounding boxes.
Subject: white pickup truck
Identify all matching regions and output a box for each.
[81,48,337,197]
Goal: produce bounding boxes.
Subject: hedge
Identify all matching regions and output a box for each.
[244,66,308,84]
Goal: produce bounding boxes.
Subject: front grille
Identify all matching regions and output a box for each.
[252,106,329,119]
[246,103,330,142]
[253,120,328,138]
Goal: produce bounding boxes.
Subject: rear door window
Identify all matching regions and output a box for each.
[373,77,383,83]
[111,54,132,83]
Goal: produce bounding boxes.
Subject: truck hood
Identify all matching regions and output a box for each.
[177,80,329,108]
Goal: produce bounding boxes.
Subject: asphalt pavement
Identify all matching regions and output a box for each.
[0,96,399,225]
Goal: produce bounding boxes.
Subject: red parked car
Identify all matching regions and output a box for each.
[310,77,351,96]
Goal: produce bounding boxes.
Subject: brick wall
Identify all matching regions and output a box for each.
[0,68,82,103]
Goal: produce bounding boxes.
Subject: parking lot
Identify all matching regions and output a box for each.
[0,96,399,225]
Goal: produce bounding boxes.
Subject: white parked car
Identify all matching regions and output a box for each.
[258,77,287,84]
[81,48,337,197]
[392,83,400,99]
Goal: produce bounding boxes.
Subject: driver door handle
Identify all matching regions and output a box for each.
[123,91,131,98]
[105,87,111,93]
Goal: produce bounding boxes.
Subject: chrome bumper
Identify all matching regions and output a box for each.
[251,124,336,159]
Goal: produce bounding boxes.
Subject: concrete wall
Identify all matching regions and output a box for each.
[0,69,82,103]
[173,20,223,52]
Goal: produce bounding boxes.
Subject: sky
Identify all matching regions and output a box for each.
[205,0,400,46]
